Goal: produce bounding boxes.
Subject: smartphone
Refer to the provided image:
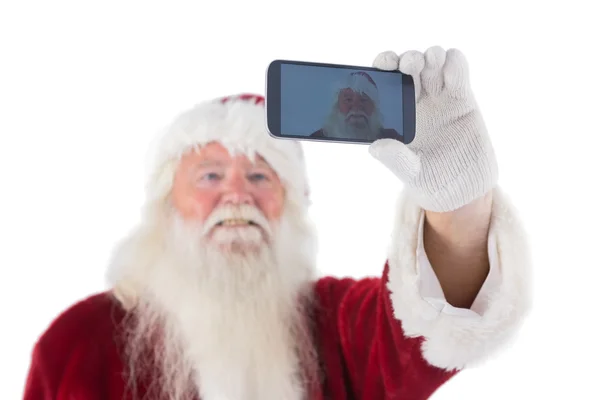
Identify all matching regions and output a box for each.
[265,59,416,145]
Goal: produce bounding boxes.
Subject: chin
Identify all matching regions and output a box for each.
[213,241,262,256]
[323,108,383,140]
[349,122,368,130]
[209,224,267,252]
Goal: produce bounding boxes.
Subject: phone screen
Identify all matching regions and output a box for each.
[266,60,415,144]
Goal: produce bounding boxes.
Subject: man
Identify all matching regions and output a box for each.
[24,47,531,400]
[310,70,402,141]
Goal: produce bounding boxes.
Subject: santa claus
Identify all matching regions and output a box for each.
[24,47,531,400]
[310,70,401,141]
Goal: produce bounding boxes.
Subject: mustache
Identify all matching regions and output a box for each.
[345,111,368,120]
[201,204,273,236]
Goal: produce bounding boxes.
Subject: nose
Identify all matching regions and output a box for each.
[221,191,253,205]
[349,98,362,111]
[221,173,253,206]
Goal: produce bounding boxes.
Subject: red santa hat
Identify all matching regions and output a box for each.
[144,93,311,211]
[334,71,380,107]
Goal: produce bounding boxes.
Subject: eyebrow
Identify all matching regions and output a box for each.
[195,160,224,168]
[251,160,271,168]
[194,160,271,169]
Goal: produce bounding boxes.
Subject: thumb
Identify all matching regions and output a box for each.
[369,139,421,181]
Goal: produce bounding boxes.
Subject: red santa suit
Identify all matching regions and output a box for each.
[23,94,530,400]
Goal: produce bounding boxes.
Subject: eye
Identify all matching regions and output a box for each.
[248,172,269,182]
[200,172,222,181]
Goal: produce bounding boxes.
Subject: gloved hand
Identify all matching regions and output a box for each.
[369,46,498,212]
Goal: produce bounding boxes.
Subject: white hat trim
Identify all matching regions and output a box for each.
[333,72,380,107]
[144,95,310,209]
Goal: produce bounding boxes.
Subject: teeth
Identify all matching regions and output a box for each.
[219,219,252,226]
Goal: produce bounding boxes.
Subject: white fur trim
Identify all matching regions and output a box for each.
[333,72,380,107]
[144,95,310,209]
[386,187,532,371]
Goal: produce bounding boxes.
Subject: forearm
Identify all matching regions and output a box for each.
[423,191,493,309]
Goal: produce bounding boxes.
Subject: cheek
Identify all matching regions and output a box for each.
[338,102,350,114]
[191,191,220,222]
[256,189,285,220]
[172,183,219,222]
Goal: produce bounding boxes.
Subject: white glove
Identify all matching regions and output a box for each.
[369,46,498,212]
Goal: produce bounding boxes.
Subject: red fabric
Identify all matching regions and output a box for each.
[23,262,457,399]
[220,94,265,105]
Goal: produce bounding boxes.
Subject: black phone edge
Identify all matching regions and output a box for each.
[265,60,282,141]
[265,59,416,145]
[402,73,416,145]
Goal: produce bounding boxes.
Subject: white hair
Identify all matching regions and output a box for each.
[105,95,320,399]
[321,98,385,141]
[107,191,320,400]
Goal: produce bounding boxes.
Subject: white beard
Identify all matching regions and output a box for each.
[108,200,320,400]
[321,106,384,141]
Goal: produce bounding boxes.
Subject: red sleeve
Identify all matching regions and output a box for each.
[23,292,126,400]
[24,344,52,399]
[314,262,458,399]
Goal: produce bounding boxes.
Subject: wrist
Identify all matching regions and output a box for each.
[424,191,493,249]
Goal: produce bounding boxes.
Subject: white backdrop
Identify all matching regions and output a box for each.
[1,0,598,398]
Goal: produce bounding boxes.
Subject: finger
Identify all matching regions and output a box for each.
[398,50,425,101]
[421,46,446,96]
[369,138,421,181]
[443,48,471,98]
[373,51,400,70]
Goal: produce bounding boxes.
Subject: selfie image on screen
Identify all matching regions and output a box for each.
[280,64,404,142]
